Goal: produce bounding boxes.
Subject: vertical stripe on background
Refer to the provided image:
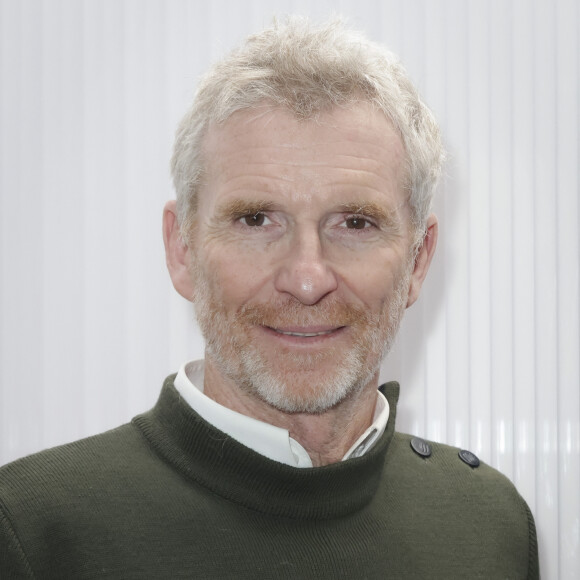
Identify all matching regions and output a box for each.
[555,1,580,578]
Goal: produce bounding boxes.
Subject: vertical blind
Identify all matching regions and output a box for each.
[0,1,578,577]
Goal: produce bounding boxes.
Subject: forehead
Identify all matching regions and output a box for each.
[199,102,407,209]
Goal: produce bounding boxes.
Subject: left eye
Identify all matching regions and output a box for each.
[241,212,271,227]
[343,216,371,230]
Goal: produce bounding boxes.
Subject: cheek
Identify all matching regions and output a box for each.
[201,248,273,307]
[339,251,411,305]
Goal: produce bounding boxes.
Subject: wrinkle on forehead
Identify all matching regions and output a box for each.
[200,102,408,216]
[206,101,404,156]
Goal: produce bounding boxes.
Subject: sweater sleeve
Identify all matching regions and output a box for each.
[0,504,36,579]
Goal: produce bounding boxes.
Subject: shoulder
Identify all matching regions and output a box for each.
[385,431,530,511]
[378,432,539,578]
[0,423,152,513]
[387,432,524,496]
[0,424,154,577]
[1,422,141,475]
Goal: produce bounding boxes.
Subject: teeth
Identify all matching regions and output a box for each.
[277,330,334,337]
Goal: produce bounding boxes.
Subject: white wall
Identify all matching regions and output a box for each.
[0,0,578,577]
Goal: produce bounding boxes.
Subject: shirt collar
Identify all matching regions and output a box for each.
[173,360,389,468]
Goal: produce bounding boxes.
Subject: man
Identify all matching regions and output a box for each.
[0,17,538,579]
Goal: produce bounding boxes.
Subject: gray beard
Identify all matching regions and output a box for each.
[192,261,411,414]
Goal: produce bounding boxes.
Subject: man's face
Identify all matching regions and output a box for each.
[187,103,421,413]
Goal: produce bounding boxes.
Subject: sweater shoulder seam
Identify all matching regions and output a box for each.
[523,498,539,579]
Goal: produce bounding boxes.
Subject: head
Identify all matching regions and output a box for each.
[171,16,443,246]
[164,17,442,415]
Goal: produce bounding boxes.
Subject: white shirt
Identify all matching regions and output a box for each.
[173,360,390,468]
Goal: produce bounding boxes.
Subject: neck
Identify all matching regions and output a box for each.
[202,357,379,467]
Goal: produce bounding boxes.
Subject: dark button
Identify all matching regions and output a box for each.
[410,437,432,458]
[458,449,480,467]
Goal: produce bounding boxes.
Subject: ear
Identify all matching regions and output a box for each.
[163,200,195,301]
[406,214,438,308]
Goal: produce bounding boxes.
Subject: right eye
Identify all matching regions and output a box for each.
[342,215,373,230]
[241,212,272,227]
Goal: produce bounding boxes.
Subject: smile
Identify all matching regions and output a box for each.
[275,329,336,337]
[266,326,346,339]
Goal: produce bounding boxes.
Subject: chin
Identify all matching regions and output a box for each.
[234,345,381,415]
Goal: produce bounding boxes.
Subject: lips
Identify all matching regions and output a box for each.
[272,328,339,337]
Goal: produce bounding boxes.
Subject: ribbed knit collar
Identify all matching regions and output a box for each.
[133,375,400,520]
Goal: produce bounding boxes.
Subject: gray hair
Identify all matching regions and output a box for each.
[171,16,444,241]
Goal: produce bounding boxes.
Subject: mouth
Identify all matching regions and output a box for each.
[266,326,345,339]
[275,329,337,337]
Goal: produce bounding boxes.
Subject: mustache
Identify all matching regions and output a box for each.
[237,297,372,328]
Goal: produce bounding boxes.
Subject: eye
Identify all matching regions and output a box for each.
[241,212,272,227]
[343,216,372,230]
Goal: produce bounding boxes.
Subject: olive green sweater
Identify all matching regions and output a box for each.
[0,377,539,579]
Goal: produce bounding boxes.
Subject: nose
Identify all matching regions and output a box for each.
[274,229,338,305]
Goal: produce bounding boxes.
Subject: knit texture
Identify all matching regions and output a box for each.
[0,376,539,579]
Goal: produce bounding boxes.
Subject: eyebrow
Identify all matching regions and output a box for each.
[214,199,278,222]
